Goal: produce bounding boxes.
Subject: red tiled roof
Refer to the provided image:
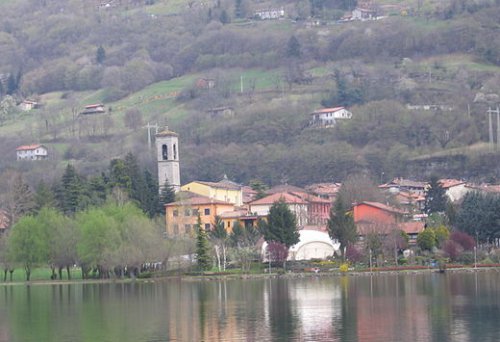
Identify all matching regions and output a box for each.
[310,107,345,115]
[16,144,44,151]
[438,179,465,189]
[399,222,425,235]
[358,201,406,214]
[84,104,104,109]
[250,192,308,205]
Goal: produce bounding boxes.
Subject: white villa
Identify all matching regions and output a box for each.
[16,144,48,161]
[309,107,353,127]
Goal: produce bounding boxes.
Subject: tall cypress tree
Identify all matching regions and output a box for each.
[424,176,447,214]
[327,194,357,260]
[59,164,83,214]
[195,215,212,271]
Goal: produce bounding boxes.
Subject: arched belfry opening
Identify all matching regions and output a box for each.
[173,144,177,160]
[162,144,168,160]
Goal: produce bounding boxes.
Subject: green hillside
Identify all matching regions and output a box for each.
[0,0,499,187]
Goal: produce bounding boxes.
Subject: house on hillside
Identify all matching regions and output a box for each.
[379,178,427,195]
[351,6,377,20]
[309,107,352,128]
[438,179,469,202]
[196,78,216,89]
[164,192,235,236]
[254,8,285,20]
[181,176,243,206]
[16,144,48,161]
[19,100,39,111]
[80,104,105,115]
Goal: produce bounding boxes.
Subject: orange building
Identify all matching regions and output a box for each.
[352,201,424,241]
[165,192,235,236]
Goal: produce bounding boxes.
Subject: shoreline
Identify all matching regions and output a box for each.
[1,265,499,287]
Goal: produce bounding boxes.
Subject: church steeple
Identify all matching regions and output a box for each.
[155,127,180,192]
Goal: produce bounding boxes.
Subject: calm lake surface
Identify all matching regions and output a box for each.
[0,271,499,342]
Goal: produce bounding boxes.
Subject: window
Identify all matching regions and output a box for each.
[204,208,210,215]
[205,223,211,230]
[173,144,177,160]
[173,209,178,217]
[192,208,199,216]
[227,221,231,228]
[185,224,191,234]
[162,144,168,160]
[184,208,191,216]
[173,224,179,234]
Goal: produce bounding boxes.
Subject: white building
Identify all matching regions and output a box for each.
[262,229,340,261]
[254,7,284,20]
[16,144,48,160]
[309,107,352,127]
[155,127,181,192]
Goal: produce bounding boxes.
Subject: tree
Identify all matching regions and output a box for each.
[2,172,35,226]
[259,199,299,268]
[36,207,76,280]
[96,45,106,64]
[159,179,176,210]
[337,174,385,208]
[195,215,212,271]
[327,195,356,260]
[58,164,84,214]
[234,0,247,18]
[208,216,228,271]
[34,181,57,212]
[424,176,447,214]
[453,191,499,244]
[76,207,121,278]
[219,9,230,24]
[286,35,302,59]
[417,228,435,252]
[229,221,261,271]
[8,215,45,281]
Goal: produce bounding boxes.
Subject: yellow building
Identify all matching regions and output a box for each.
[181,176,243,206]
[165,193,235,236]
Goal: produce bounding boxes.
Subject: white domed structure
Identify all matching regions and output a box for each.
[262,229,340,261]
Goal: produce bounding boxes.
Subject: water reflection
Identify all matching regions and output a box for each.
[0,272,499,342]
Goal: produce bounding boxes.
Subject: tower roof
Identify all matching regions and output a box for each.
[156,127,178,137]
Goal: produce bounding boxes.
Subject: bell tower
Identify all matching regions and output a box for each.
[155,127,180,192]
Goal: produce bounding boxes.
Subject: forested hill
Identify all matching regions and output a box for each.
[0,0,499,188]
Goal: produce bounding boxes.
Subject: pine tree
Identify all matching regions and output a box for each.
[327,194,357,260]
[260,199,299,268]
[59,164,83,214]
[286,35,302,58]
[96,46,106,64]
[260,199,299,248]
[159,179,176,213]
[143,170,159,218]
[424,176,447,214]
[195,215,212,271]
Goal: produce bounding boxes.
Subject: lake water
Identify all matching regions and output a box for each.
[0,271,499,342]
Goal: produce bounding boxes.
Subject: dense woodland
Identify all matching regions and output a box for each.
[0,0,499,191]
